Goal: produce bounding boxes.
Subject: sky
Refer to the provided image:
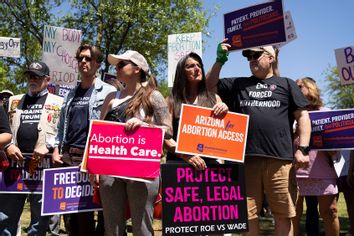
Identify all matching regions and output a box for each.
[201,0,354,105]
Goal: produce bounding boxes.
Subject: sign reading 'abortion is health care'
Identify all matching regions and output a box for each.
[42,25,81,87]
[309,109,354,150]
[42,167,102,215]
[162,163,248,235]
[224,0,286,51]
[176,104,249,163]
[81,120,164,180]
[335,45,354,85]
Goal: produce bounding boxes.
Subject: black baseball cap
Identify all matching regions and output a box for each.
[25,61,50,77]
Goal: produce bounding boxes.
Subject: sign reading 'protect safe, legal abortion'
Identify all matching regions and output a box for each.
[176,105,249,163]
[81,120,164,179]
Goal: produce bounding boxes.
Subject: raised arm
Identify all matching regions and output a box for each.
[206,38,231,93]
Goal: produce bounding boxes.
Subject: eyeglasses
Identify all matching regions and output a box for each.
[76,56,92,62]
[185,63,201,70]
[246,51,264,61]
[117,60,136,69]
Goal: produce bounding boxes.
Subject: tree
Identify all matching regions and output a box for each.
[1,0,213,93]
[0,0,61,93]
[324,66,354,109]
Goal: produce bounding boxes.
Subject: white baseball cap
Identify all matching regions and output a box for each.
[108,50,150,74]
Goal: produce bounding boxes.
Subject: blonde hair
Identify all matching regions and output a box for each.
[298,77,323,110]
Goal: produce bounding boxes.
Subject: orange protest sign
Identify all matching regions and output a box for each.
[176,104,249,163]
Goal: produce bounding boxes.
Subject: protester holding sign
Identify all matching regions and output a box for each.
[206,39,311,236]
[52,44,115,235]
[165,52,228,170]
[0,62,63,236]
[94,50,172,236]
[293,77,340,236]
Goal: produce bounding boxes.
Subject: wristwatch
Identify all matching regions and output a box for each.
[298,146,311,155]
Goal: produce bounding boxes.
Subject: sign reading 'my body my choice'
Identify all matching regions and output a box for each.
[81,120,164,180]
[335,45,354,85]
[224,0,286,51]
[42,25,81,87]
[168,32,202,87]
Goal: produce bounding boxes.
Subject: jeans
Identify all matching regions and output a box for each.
[0,193,50,236]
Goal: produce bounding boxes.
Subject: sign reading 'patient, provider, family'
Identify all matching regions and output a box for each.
[81,120,164,179]
[224,0,286,51]
[42,167,102,215]
[309,109,354,150]
[42,25,81,87]
[176,104,249,163]
[162,163,248,235]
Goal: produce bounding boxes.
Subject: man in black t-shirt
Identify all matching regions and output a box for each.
[206,40,311,236]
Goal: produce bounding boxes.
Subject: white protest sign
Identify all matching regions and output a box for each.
[42,25,81,86]
[0,37,20,58]
[335,45,354,85]
[168,32,202,87]
[275,11,297,48]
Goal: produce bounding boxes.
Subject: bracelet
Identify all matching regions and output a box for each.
[3,142,13,151]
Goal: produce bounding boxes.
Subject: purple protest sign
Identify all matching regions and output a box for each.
[309,109,354,150]
[224,0,286,51]
[0,154,51,194]
[41,167,102,215]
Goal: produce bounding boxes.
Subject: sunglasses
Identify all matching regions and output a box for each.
[117,60,136,69]
[27,74,45,80]
[246,51,264,61]
[76,56,92,62]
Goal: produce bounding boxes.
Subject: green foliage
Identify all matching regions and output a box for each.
[0,0,59,94]
[1,0,213,92]
[324,66,354,109]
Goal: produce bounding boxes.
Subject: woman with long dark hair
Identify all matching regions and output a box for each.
[165,52,228,170]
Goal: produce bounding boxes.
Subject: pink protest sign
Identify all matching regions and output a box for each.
[81,120,164,179]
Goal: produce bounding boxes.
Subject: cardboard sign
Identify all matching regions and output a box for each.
[0,37,20,58]
[0,155,51,194]
[162,163,248,235]
[42,167,102,215]
[81,120,164,179]
[42,25,81,87]
[168,32,202,87]
[176,104,249,163]
[335,45,354,85]
[309,109,354,150]
[224,0,286,51]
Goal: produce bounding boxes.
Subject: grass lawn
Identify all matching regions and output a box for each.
[20,193,350,235]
